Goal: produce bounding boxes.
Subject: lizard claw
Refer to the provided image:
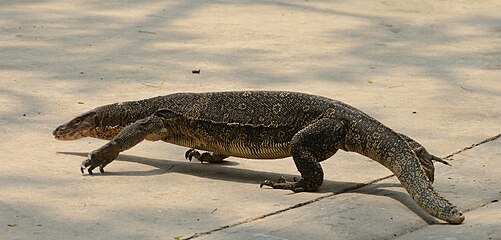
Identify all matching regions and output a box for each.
[260,180,274,188]
[80,151,114,175]
[277,176,287,183]
[260,176,298,190]
[184,149,228,163]
[260,177,315,192]
[82,165,105,175]
[184,149,205,163]
[80,159,91,175]
[80,164,104,175]
[292,187,305,193]
[185,149,195,161]
[433,156,451,166]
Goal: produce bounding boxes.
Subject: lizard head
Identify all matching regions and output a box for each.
[53,111,98,140]
[439,206,465,224]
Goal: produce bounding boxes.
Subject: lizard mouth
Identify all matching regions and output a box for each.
[53,127,87,140]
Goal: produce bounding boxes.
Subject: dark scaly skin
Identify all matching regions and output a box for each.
[53,91,464,224]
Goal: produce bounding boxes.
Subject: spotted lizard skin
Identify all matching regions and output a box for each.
[53,91,464,224]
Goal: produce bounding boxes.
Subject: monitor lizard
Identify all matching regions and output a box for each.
[53,91,464,224]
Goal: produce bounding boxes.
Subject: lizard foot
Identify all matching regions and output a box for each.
[80,150,118,175]
[413,146,451,183]
[184,149,228,163]
[260,176,307,192]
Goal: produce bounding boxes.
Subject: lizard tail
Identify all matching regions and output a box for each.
[391,148,465,224]
[337,106,465,224]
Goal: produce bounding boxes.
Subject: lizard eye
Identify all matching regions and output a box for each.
[73,118,82,125]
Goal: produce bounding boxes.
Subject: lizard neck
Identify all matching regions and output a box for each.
[90,96,168,140]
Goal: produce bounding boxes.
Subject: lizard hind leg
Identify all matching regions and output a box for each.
[185,149,228,163]
[260,118,347,192]
[398,133,451,183]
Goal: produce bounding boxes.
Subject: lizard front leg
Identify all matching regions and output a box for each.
[81,111,174,175]
[261,118,347,192]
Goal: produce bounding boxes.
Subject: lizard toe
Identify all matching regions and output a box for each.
[185,149,202,162]
[277,176,287,183]
[291,187,305,193]
[80,159,91,174]
[80,150,116,175]
[260,177,297,190]
[260,180,274,188]
[185,149,195,161]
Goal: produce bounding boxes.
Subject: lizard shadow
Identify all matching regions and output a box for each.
[347,182,439,224]
[59,151,437,224]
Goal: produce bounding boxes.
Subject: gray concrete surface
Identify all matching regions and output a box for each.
[1,1,500,239]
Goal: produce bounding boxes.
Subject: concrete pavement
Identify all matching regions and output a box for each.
[1,1,500,239]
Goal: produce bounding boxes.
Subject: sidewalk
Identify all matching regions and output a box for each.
[1,1,500,239]
[191,136,501,240]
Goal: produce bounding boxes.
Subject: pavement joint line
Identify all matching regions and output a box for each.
[182,134,501,240]
[182,175,394,240]
[444,133,501,159]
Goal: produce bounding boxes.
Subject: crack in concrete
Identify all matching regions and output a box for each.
[183,134,501,240]
[182,175,395,240]
[444,133,501,159]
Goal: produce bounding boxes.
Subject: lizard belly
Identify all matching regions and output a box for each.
[162,119,294,159]
[217,141,291,159]
[163,134,292,159]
